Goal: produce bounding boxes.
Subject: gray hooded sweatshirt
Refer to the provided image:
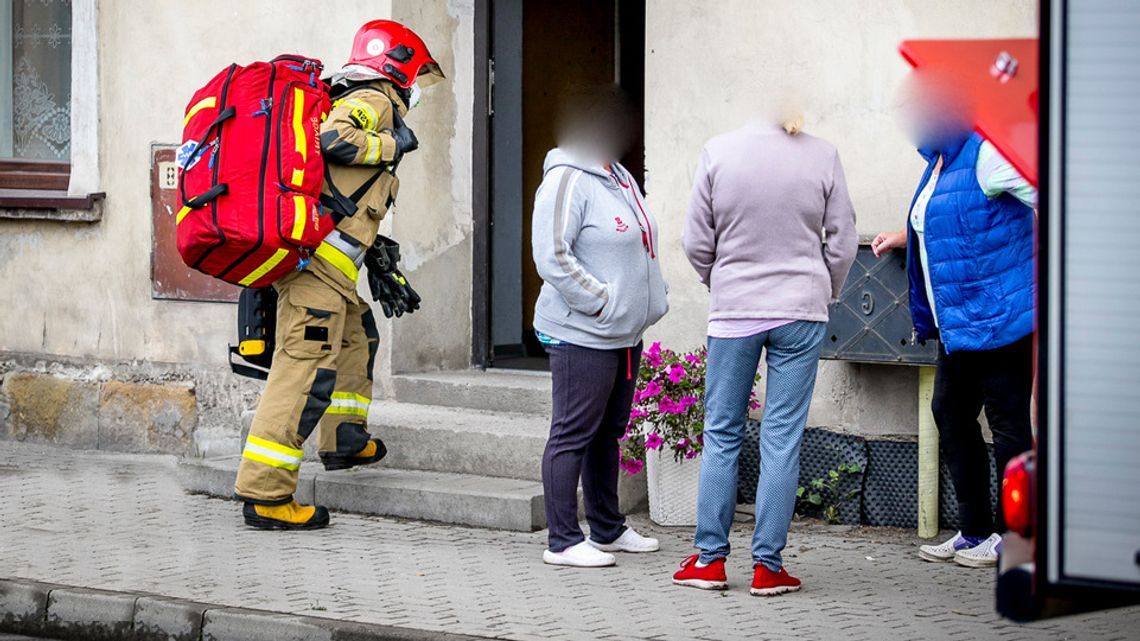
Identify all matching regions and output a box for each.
[531,148,669,350]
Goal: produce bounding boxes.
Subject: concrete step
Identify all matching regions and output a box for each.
[368,401,548,482]
[388,369,552,415]
[177,455,546,531]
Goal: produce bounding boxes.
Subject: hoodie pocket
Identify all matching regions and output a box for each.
[597,280,648,338]
[598,282,618,325]
[538,291,574,326]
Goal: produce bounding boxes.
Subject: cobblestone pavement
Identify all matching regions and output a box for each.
[0,442,1135,641]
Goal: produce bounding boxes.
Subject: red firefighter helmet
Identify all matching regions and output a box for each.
[348,20,445,89]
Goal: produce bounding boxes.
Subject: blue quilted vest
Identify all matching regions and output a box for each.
[906,133,1035,353]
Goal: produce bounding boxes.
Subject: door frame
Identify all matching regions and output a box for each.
[472,0,492,369]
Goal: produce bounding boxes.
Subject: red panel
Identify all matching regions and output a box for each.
[900,38,1039,187]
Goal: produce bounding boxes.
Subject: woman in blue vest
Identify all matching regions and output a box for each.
[873,78,1036,569]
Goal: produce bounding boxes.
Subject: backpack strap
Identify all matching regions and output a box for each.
[179,106,236,209]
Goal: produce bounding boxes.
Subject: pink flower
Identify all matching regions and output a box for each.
[647,341,662,356]
[629,407,647,421]
[645,432,664,450]
[644,353,663,369]
[620,458,645,475]
[643,380,662,398]
[749,400,762,411]
[684,353,703,365]
[679,394,699,410]
[667,364,686,384]
[685,449,698,460]
[676,437,690,450]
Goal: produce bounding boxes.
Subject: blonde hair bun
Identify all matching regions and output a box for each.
[783,115,804,135]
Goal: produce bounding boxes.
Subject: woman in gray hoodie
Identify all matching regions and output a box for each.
[531,88,669,568]
[674,116,857,595]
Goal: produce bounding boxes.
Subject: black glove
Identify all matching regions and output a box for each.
[363,235,422,318]
[390,111,419,165]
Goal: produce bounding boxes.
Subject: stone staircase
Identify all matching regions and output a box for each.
[178,369,645,531]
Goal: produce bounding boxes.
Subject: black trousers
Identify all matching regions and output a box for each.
[542,342,641,552]
[933,334,1034,537]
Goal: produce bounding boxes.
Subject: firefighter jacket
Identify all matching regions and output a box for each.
[309,80,406,301]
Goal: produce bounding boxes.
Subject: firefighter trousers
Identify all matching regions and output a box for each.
[234,269,380,505]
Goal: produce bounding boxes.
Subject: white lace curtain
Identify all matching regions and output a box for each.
[1,0,72,161]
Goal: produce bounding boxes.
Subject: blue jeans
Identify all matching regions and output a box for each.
[694,321,826,571]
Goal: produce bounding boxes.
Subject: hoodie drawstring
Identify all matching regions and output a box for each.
[627,347,632,381]
[609,166,656,259]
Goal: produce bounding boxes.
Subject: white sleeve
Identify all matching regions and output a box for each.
[976,140,1038,209]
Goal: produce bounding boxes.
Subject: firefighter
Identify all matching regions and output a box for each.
[234,20,445,529]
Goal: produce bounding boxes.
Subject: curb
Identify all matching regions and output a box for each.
[0,578,493,641]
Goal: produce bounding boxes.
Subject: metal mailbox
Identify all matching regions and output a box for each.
[820,243,937,365]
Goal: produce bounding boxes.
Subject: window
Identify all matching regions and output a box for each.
[2,0,72,161]
[0,0,99,218]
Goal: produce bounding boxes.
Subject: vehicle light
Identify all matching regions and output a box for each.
[1002,452,1035,538]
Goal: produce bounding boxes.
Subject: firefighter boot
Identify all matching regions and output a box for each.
[321,436,388,471]
[243,501,331,530]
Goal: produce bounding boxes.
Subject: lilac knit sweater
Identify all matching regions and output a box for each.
[682,122,858,324]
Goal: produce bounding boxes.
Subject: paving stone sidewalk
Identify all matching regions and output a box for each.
[0,442,1135,641]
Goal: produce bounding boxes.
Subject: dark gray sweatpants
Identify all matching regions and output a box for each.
[543,342,642,552]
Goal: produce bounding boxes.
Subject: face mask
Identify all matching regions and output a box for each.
[407,82,422,110]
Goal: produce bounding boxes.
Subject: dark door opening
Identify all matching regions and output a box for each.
[482,0,645,370]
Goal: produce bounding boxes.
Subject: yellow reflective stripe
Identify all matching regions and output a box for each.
[176,205,192,225]
[238,248,290,286]
[315,242,359,282]
[242,449,301,472]
[291,87,306,187]
[183,96,217,127]
[342,99,378,130]
[290,195,306,241]
[328,391,370,418]
[325,406,369,418]
[365,135,381,165]
[247,435,304,459]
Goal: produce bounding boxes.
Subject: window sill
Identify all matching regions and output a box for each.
[0,190,105,222]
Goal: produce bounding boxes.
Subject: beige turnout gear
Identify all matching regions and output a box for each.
[234,81,401,506]
[309,81,405,302]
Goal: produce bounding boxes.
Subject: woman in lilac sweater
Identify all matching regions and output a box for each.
[673,118,857,596]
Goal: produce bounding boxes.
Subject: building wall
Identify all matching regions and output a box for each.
[0,0,393,364]
[0,0,395,453]
[0,0,1039,452]
[384,0,476,380]
[643,0,1037,436]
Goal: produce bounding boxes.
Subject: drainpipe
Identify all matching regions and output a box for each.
[917,366,939,538]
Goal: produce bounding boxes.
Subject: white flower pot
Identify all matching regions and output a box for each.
[646,447,701,526]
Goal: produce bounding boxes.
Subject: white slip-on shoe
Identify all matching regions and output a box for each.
[543,541,617,567]
[919,531,976,563]
[953,533,1002,568]
[588,527,660,553]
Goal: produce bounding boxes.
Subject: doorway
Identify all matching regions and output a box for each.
[479,0,646,369]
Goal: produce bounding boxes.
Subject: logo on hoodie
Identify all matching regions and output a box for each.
[615,217,629,233]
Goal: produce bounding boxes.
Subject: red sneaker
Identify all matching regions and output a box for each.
[750,564,801,596]
[672,554,728,590]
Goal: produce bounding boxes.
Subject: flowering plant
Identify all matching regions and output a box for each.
[619,342,761,475]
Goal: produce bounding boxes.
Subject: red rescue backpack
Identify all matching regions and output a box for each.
[176,55,335,288]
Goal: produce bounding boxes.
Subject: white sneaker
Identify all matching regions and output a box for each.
[919,531,975,562]
[954,533,1002,568]
[543,541,616,567]
[588,527,660,553]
